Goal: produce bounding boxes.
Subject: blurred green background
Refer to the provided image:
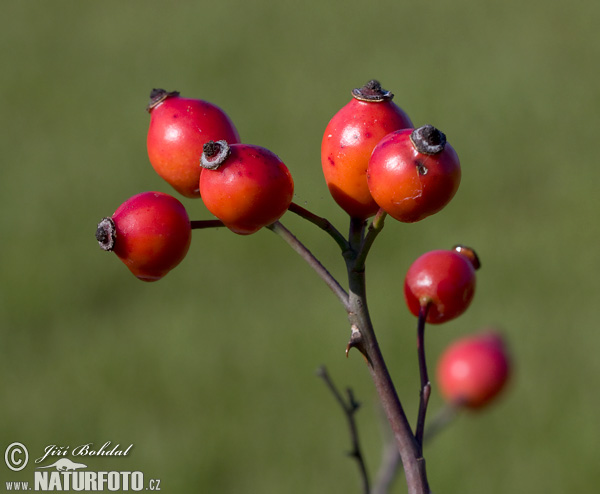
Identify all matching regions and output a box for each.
[1,0,598,492]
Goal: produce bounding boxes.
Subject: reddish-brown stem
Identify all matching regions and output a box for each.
[415,303,431,450]
[287,202,349,253]
[346,273,430,494]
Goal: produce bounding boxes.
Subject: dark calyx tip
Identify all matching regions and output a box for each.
[146,89,180,112]
[200,140,231,170]
[96,217,116,251]
[453,245,481,270]
[352,79,394,102]
[410,125,447,155]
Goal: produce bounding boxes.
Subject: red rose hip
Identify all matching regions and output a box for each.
[404,246,480,324]
[96,191,192,281]
[321,80,413,219]
[199,140,294,235]
[146,89,240,198]
[436,330,511,409]
[367,125,461,223]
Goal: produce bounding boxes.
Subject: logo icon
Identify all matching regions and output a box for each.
[5,442,29,471]
[36,458,87,471]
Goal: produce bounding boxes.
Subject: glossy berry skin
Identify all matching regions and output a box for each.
[436,331,511,409]
[404,247,479,324]
[146,89,240,198]
[96,191,192,282]
[321,81,413,219]
[367,126,460,223]
[200,142,294,235]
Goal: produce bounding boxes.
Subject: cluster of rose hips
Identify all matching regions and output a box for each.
[95,88,294,280]
[319,80,509,410]
[96,80,510,434]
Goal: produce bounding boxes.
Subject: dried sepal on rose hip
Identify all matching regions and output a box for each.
[436,330,511,409]
[321,79,413,219]
[367,124,461,223]
[199,140,294,235]
[404,245,480,324]
[146,89,240,198]
[96,191,192,282]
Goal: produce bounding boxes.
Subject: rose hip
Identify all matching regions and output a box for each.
[367,125,461,223]
[437,330,511,409]
[321,80,413,219]
[404,246,480,324]
[146,89,240,198]
[96,191,192,281]
[199,140,294,235]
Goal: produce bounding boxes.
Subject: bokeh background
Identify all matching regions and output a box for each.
[1,1,598,492]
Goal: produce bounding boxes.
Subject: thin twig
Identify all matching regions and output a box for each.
[316,366,370,494]
[415,303,431,449]
[288,202,349,253]
[424,402,461,443]
[267,221,350,312]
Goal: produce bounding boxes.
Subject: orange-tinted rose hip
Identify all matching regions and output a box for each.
[321,80,413,219]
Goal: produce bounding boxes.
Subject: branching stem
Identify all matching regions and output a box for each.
[345,218,430,494]
[354,209,387,271]
[267,212,431,494]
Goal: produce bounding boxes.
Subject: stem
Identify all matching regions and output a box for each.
[354,209,387,272]
[316,366,370,494]
[372,401,459,494]
[345,219,430,494]
[424,402,460,443]
[267,221,350,312]
[288,202,349,253]
[415,303,431,450]
[371,438,402,494]
[190,219,225,229]
[269,210,430,493]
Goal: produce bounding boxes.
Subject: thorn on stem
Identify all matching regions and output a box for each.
[346,324,366,359]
